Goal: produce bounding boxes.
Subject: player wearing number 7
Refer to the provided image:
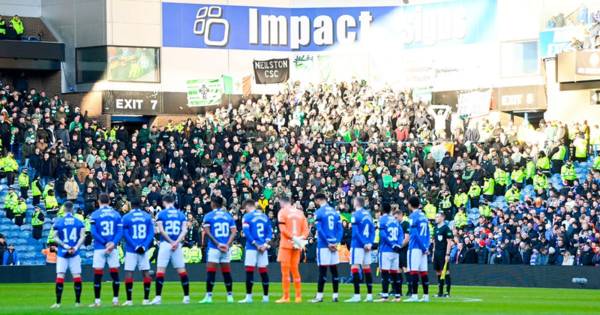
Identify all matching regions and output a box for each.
[121,198,155,306]
[89,193,123,307]
[151,195,190,305]
[199,196,238,304]
[404,196,431,303]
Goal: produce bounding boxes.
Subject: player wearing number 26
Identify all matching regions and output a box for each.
[89,193,123,307]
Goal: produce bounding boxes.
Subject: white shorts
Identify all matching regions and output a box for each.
[379,251,400,271]
[244,249,269,267]
[350,247,372,266]
[207,247,231,264]
[92,249,120,269]
[316,247,339,266]
[124,251,151,271]
[408,248,428,272]
[56,255,82,275]
[157,241,185,269]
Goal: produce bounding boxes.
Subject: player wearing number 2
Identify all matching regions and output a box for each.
[89,193,123,307]
[50,202,86,309]
[405,196,431,303]
[311,193,343,303]
[199,196,238,304]
[151,195,190,305]
[239,199,273,304]
[121,198,155,306]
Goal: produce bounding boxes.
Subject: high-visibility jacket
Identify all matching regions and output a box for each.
[3,156,18,172]
[479,204,492,218]
[32,211,44,226]
[537,157,550,171]
[189,246,202,263]
[551,145,567,161]
[511,169,525,184]
[18,172,29,188]
[31,180,41,197]
[10,17,24,35]
[594,156,600,171]
[13,201,27,215]
[574,138,587,159]
[561,164,577,181]
[533,174,549,191]
[505,187,520,203]
[45,195,58,209]
[230,244,243,261]
[468,184,481,198]
[424,203,437,220]
[453,193,468,208]
[454,211,467,229]
[483,178,495,196]
[47,227,55,244]
[526,161,536,179]
[0,19,6,35]
[4,192,18,209]
[494,168,509,186]
[183,247,192,263]
[43,185,53,199]
[439,196,452,210]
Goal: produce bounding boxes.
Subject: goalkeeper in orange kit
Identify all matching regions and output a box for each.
[276,196,309,303]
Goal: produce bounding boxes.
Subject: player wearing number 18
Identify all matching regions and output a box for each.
[89,193,123,307]
[50,201,86,309]
[200,196,238,304]
[121,198,155,306]
[151,195,190,305]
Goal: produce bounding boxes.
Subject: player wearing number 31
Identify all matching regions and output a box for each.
[151,195,190,305]
[199,196,238,304]
[89,193,123,307]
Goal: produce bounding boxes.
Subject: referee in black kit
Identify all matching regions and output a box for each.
[432,212,453,297]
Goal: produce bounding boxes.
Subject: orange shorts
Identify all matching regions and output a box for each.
[277,248,301,266]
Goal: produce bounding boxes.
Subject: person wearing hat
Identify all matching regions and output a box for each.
[13,197,27,226]
[31,176,42,206]
[18,168,30,199]
[560,161,577,187]
[44,189,59,218]
[4,187,18,220]
[1,152,18,186]
[31,206,45,240]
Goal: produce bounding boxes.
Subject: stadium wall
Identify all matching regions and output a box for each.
[0,264,598,289]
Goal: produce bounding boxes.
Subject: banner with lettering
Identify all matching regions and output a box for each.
[253,58,290,84]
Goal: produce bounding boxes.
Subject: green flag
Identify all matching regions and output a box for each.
[186,76,233,107]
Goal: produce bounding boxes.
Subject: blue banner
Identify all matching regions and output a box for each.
[163,0,496,51]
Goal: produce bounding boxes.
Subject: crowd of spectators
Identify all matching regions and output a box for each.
[1,79,600,267]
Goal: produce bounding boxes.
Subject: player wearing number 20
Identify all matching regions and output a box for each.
[200,196,237,304]
[121,198,155,306]
[239,199,273,304]
[151,195,190,305]
[405,196,431,303]
[89,193,123,307]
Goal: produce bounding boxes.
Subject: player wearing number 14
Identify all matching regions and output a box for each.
[89,193,123,307]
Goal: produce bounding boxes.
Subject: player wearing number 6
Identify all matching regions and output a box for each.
[200,196,238,304]
[151,195,190,305]
[239,199,273,304]
[121,198,155,306]
[311,193,343,303]
[404,196,431,303]
[89,193,123,307]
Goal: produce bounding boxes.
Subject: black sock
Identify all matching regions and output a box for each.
[421,273,429,295]
[330,265,339,294]
[74,277,82,303]
[438,275,445,296]
[93,271,103,299]
[351,269,360,294]
[446,274,452,295]
[179,272,189,296]
[398,272,404,296]
[125,278,133,301]
[259,269,269,296]
[246,269,254,294]
[411,273,419,295]
[391,272,400,297]
[381,270,390,296]
[206,270,216,293]
[364,270,373,294]
[143,277,151,300]
[110,269,120,298]
[155,272,165,296]
[55,278,64,304]
[404,272,412,295]
[317,266,327,294]
[223,271,233,294]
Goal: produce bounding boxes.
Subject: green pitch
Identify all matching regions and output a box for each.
[0,282,597,315]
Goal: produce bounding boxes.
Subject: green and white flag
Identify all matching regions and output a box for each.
[186,76,232,107]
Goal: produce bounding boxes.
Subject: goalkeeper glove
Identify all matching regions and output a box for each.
[135,246,146,254]
[292,236,307,249]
